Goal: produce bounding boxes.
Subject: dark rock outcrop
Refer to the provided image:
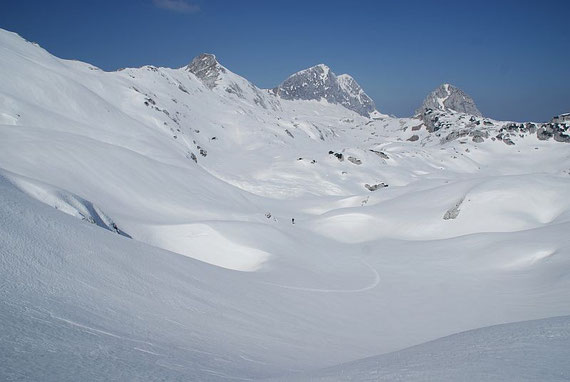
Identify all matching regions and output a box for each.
[365,183,388,191]
[369,149,390,160]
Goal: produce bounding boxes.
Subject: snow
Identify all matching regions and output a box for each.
[436,82,451,111]
[137,222,270,271]
[272,315,570,381]
[1,27,570,380]
[317,63,330,79]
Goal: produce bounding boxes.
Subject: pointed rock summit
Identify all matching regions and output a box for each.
[417,83,481,116]
[186,53,226,89]
[274,64,376,117]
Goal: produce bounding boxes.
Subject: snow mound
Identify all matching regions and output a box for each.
[307,175,570,242]
[137,222,270,271]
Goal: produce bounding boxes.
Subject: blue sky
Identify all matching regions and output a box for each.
[1,0,569,121]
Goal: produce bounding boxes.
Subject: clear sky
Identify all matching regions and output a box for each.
[1,0,569,121]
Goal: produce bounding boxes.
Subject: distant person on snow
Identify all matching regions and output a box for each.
[291,218,295,224]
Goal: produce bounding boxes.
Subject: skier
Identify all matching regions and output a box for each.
[291,218,295,224]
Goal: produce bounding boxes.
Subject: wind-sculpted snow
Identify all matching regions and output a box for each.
[2,170,130,237]
[1,27,570,380]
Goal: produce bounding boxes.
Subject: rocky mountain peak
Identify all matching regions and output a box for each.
[416,83,482,117]
[308,63,331,73]
[186,53,226,89]
[273,64,376,117]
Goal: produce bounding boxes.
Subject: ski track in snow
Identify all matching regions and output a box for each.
[50,314,160,348]
[259,260,380,293]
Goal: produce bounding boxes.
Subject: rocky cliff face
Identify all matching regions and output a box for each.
[185,53,226,89]
[416,83,481,116]
[186,53,279,110]
[273,64,376,117]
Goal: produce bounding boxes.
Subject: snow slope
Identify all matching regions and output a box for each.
[1,27,570,380]
[3,167,570,381]
[271,315,570,381]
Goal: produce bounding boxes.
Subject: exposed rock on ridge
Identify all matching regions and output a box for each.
[273,64,376,117]
[416,83,481,116]
[186,53,226,89]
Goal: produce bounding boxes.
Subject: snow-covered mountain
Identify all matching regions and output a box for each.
[273,63,377,116]
[417,83,482,116]
[1,27,570,381]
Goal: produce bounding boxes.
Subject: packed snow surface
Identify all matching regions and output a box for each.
[1,28,570,380]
